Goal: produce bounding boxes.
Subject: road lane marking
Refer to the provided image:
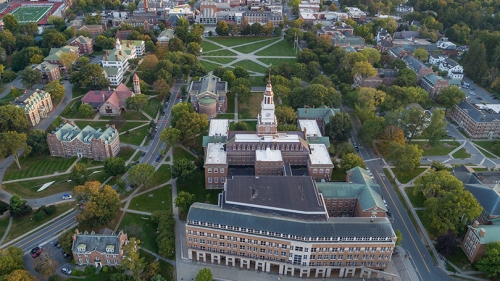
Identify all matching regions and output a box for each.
[15,212,77,249]
[375,172,431,273]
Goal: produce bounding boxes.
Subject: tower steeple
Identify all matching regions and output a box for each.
[133,73,140,95]
[257,73,277,136]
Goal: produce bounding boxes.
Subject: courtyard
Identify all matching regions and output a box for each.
[200,36,296,77]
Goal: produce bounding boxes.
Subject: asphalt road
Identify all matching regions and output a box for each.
[343,105,452,281]
[7,210,79,254]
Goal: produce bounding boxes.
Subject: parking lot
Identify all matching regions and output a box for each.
[23,240,74,278]
[462,76,497,104]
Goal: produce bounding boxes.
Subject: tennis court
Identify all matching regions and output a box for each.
[9,5,52,23]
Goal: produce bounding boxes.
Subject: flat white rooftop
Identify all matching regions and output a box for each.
[309,144,333,166]
[299,120,322,137]
[234,133,301,143]
[255,148,283,162]
[476,104,500,114]
[205,143,227,165]
[209,119,229,137]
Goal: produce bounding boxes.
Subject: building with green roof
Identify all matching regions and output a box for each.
[13,89,53,127]
[462,219,500,263]
[297,106,340,135]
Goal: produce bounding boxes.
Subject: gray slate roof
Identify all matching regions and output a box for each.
[454,171,500,216]
[456,101,500,123]
[188,203,395,239]
[72,230,125,255]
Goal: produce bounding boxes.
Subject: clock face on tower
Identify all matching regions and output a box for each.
[266,112,271,117]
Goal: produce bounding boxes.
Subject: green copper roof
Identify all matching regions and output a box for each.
[470,219,500,244]
[203,135,227,147]
[297,107,340,124]
[307,136,331,147]
[199,96,216,104]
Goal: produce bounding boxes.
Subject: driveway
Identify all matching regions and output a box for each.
[23,241,73,278]
[461,77,496,104]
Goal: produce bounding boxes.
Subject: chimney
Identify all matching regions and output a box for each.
[479,228,486,237]
[102,93,105,102]
[115,55,118,61]
[111,124,116,129]
[303,126,307,136]
[106,124,110,128]
[119,50,122,55]
[473,220,479,228]
[106,50,109,56]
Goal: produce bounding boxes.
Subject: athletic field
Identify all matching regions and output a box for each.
[9,5,52,23]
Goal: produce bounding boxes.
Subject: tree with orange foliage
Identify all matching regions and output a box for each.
[74,181,120,227]
[378,125,405,155]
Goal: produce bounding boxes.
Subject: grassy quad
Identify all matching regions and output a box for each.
[201,41,221,52]
[73,121,148,132]
[172,147,196,161]
[232,60,268,74]
[238,93,264,119]
[405,186,426,208]
[120,125,150,145]
[255,40,297,56]
[414,141,462,156]
[131,184,172,213]
[202,57,236,65]
[4,155,77,181]
[208,36,277,47]
[199,60,221,73]
[258,58,297,66]
[117,213,158,252]
[200,49,237,57]
[232,38,281,54]
[393,168,428,184]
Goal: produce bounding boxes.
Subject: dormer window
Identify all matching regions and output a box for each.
[77,244,87,252]
[106,245,115,253]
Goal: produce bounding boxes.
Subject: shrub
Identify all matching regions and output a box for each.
[71,269,84,276]
[102,266,108,272]
[34,211,47,221]
[45,205,57,216]
[84,266,95,275]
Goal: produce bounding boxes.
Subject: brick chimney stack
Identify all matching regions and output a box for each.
[479,228,486,237]
[473,221,479,228]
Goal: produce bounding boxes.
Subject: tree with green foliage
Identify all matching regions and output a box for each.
[0,105,30,133]
[9,194,32,218]
[160,127,182,146]
[58,230,73,254]
[70,63,109,89]
[34,251,58,279]
[121,237,145,281]
[20,67,42,89]
[275,106,297,125]
[74,181,120,227]
[0,131,31,170]
[103,157,126,176]
[168,37,185,52]
[215,20,229,36]
[221,70,236,88]
[70,163,90,185]
[78,103,94,118]
[392,68,417,87]
[45,80,65,100]
[172,158,196,186]
[212,66,225,78]
[233,66,249,79]
[128,164,155,188]
[94,35,115,50]
[26,130,48,156]
[437,86,466,114]
[153,79,170,100]
[358,116,385,144]
[476,241,500,279]
[116,179,127,194]
[395,230,403,246]
[413,48,429,62]
[126,94,149,113]
[173,111,208,144]
[0,246,24,276]
[405,107,430,143]
[187,42,201,56]
[233,122,248,131]
[424,109,447,146]
[325,112,353,142]
[174,191,196,214]
[231,84,251,104]
[340,153,365,173]
[386,142,423,173]
[3,14,18,32]
[195,268,213,281]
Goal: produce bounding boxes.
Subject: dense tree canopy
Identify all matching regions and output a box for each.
[74,181,120,227]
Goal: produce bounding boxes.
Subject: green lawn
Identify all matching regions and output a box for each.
[201,49,237,56]
[72,86,89,98]
[232,38,281,53]
[177,169,220,205]
[2,172,107,199]
[201,41,221,52]
[117,110,150,120]
[3,202,74,243]
[474,141,499,157]
[257,58,297,67]
[199,60,221,73]
[182,134,204,155]
[131,185,172,213]
[393,168,427,184]
[120,126,150,145]
[215,113,234,119]
[143,98,163,118]
[4,155,77,181]
[73,121,147,132]
[238,93,262,118]
[207,36,276,47]
[117,212,158,252]
[331,168,346,181]
[173,146,196,161]
[248,76,267,87]
[231,60,268,74]
[158,260,175,281]
[452,148,471,159]
[0,216,10,241]
[445,247,473,271]
[117,146,136,161]
[202,57,236,65]
[255,40,296,56]
[229,120,257,131]
[405,186,426,208]
[147,164,172,189]
[415,141,461,156]
[416,210,439,239]
[62,100,98,119]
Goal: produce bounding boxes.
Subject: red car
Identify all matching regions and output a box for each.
[32,248,43,258]
[177,93,181,98]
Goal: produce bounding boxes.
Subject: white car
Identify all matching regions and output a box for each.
[62,194,72,200]
[61,268,72,275]
[383,200,388,206]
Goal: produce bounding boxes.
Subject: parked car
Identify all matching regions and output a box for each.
[476,97,483,100]
[177,93,181,98]
[62,194,72,200]
[32,248,43,258]
[61,268,72,275]
[31,246,41,254]
[469,91,475,95]
[155,155,161,162]
[140,152,146,157]
[53,242,59,247]
[383,200,388,207]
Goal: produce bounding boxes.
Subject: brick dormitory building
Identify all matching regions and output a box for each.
[188,79,397,279]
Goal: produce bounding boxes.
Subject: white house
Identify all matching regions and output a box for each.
[429,54,464,80]
[101,39,137,86]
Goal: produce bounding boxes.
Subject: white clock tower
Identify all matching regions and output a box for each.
[257,76,278,136]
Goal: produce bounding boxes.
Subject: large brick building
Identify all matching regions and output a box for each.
[202,79,334,188]
[81,80,137,116]
[68,35,94,55]
[449,102,500,139]
[13,89,53,127]
[186,168,395,278]
[72,229,128,267]
[33,63,61,84]
[189,74,228,118]
[47,121,120,161]
[461,219,500,263]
